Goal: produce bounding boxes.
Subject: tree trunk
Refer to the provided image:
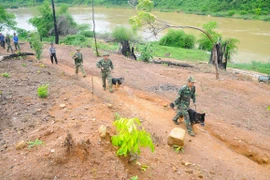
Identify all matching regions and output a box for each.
[121,40,136,60]
[92,0,100,56]
[0,52,35,61]
[150,59,193,68]
[51,0,59,44]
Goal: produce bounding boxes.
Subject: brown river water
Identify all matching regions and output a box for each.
[8,7,270,63]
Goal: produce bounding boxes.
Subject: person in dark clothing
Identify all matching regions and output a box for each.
[49,42,58,64]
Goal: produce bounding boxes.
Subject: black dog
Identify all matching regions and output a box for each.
[170,103,205,126]
[112,77,124,87]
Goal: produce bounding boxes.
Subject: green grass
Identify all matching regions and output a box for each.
[228,61,270,75]
[149,43,209,62]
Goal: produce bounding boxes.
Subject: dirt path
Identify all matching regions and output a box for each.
[0,44,270,180]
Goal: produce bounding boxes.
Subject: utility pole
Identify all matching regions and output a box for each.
[51,0,59,44]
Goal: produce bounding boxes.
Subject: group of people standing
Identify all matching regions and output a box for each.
[49,43,114,93]
[0,33,21,52]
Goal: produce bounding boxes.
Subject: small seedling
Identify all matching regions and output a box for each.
[27,139,44,149]
[163,63,168,67]
[2,73,10,78]
[39,64,45,68]
[37,84,49,98]
[131,176,138,180]
[173,145,185,153]
[37,70,41,74]
[136,161,149,172]
[22,63,27,67]
[267,106,270,111]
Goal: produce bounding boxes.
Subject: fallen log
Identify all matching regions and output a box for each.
[0,52,35,61]
[150,59,193,68]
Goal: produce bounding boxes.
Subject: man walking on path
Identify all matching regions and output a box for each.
[13,33,20,51]
[0,33,5,49]
[96,53,114,93]
[72,47,86,78]
[49,42,58,64]
[172,76,197,136]
[5,34,13,53]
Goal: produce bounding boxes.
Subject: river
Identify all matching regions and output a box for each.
[7,7,270,63]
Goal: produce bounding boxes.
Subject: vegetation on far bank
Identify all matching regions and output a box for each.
[1,0,270,21]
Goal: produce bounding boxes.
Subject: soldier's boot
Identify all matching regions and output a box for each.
[172,117,180,125]
[186,124,195,136]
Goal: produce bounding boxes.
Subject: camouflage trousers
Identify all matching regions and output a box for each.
[6,43,13,52]
[101,71,112,90]
[75,63,86,77]
[172,104,193,133]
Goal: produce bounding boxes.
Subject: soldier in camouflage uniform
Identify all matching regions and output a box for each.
[172,76,197,136]
[5,34,13,53]
[72,47,86,77]
[96,53,114,93]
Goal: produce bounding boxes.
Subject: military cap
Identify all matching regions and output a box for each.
[103,52,110,56]
[188,76,196,82]
[76,47,81,50]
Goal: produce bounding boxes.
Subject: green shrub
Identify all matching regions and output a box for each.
[111,114,155,156]
[37,84,49,98]
[80,30,93,37]
[29,32,43,60]
[159,29,196,49]
[2,72,10,78]
[227,10,235,16]
[112,26,136,42]
[60,34,87,46]
[140,43,153,62]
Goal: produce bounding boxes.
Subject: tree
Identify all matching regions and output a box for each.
[51,0,59,44]
[92,0,100,56]
[0,6,16,31]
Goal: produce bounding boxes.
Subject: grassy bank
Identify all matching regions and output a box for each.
[228,61,270,75]
[31,34,269,75]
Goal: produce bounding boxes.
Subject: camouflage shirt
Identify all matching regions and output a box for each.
[5,36,11,44]
[174,85,196,109]
[96,59,114,72]
[73,52,83,64]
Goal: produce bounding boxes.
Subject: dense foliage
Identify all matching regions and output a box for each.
[29,32,43,60]
[0,5,16,30]
[112,26,136,42]
[29,2,80,39]
[2,0,269,18]
[159,29,195,49]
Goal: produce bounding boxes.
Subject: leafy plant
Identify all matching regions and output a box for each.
[37,84,49,98]
[22,63,27,67]
[111,114,155,157]
[140,43,153,62]
[267,106,270,111]
[159,29,196,49]
[112,26,136,42]
[173,145,185,153]
[197,21,221,51]
[27,139,44,149]
[29,32,43,60]
[2,72,10,78]
[131,176,138,180]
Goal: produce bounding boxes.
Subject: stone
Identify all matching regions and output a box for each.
[59,104,66,109]
[84,107,89,110]
[107,103,113,109]
[16,141,26,150]
[167,128,186,146]
[98,125,107,138]
[262,157,268,163]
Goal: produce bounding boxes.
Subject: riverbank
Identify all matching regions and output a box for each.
[2,1,270,22]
